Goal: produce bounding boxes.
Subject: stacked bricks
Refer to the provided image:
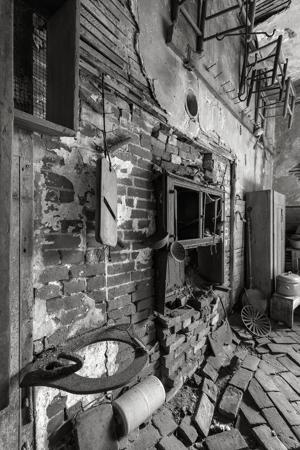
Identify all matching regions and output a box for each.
[157,306,211,388]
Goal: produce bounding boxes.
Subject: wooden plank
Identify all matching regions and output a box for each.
[241,354,260,371]
[47,0,80,130]
[0,0,13,411]
[262,407,299,449]
[262,354,288,373]
[268,343,291,354]
[14,109,76,137]
[248,378,274,409]
[229,368,253,392]
[193,393,214,437]
[80,27,127,71]
[289,350,300,366]
[272,335,297,344]
[246,190,273,298]
[273,375,300,402]
[252,425,288,450]
[81,0,121,40]
[19,133,34,368]
[202,378,218,403]
[281,372,300,396]
[268,392,300,426]
[273,191,285,282]
[205,429,248,450]
[278,356,300,377]
[96,158,118,247]
[218,385,243,419]
[255,369,280,392]
[240,401,266,426]
[259,360,280,375]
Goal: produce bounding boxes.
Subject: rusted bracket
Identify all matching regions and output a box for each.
[20,325,148,394]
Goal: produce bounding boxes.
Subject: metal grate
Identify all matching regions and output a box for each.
[14,0,48,119]
[32,13,47,119]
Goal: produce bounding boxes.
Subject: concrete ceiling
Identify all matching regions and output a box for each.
[259,0,300,82]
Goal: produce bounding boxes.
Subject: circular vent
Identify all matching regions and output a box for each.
[185,89,198,118]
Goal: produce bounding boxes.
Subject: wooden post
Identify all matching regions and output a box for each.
[0,0,13,410]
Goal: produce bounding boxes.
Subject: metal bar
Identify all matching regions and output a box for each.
[283,77,291,118]
[197,0,207,52]
[272,34,282,84]
[203,24,245,41]
[181,6,202,36]
[206,3,241,20]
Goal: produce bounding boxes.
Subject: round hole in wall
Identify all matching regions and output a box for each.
[185,89,198,118]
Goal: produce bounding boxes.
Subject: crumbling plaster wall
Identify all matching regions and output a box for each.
[136,0,274,195]
[273,93,300,234]
[0,1,278,448]
[273,101,300,206]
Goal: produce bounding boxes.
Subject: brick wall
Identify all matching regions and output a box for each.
[32,67,234,447]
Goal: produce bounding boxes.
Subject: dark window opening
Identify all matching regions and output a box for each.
[14,1,48,119]
[176,187,200,240]
[13,0,79,132]
[197,243,224,284]
[203,193,223,237]
[185,89,198,118]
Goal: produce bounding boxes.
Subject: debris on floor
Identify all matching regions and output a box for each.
[117,312,300,449]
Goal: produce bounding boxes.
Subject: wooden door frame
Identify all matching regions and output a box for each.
[0,0,13,411]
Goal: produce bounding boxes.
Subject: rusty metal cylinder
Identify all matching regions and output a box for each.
[113,375,166,435]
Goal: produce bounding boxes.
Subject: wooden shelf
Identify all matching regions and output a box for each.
[14,109,76,137]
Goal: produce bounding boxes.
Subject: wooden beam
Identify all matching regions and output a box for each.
[0,0,13,411]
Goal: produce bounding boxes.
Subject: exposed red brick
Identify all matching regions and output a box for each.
[108,304,135,320]
[107,272,131,287]
[88,289,107,303]
[42,249,61,266]
[140,133,152,150]
[107,261,135,275]
[107,282,136,299]
[63,294,84,310]
[36,284,61,300]
[86,275,105,291]
[39,266,69,284]
[128,143,151,160]
[63,279,86,295]
[127,187,152,199]
[61,250,85,264]
[44,233,81,250]
[136,297,154,312]
[108,294,131,311]
[70,263,105,278]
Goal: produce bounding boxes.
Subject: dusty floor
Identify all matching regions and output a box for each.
[118,311,300,450]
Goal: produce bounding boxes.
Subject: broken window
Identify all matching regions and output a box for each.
[13,0,79,134]
[164,172,224,248]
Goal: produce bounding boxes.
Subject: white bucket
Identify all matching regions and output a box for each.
[112,375,166,435]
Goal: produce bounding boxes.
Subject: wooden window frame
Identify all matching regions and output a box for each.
[164,172,224,249]
[13,0,80,136]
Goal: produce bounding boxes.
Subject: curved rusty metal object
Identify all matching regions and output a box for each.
[20,325,148,394]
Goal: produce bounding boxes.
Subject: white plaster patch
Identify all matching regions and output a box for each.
[32,245,46,288]
[111,156,134,179]
[135,248,152,268]
[33,299,60,341]
[67,294,105,338]
[118,196,132,224]
[107,341,119,376]
[76,342,107,377]
[35,387,61,450]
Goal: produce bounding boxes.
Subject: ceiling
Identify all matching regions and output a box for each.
[259,0,300,83]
